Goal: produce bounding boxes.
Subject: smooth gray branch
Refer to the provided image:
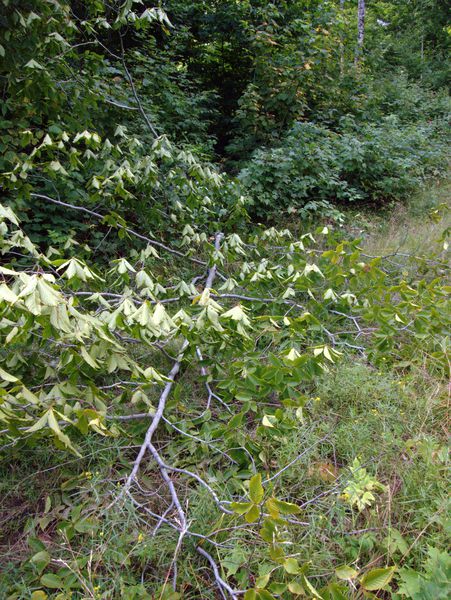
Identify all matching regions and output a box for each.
[31,193,207,267]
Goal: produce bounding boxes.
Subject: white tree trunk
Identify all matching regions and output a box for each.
[355,0,365,65]
[340,0,345,75]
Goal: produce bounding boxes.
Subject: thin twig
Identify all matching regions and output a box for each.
[196,546,239,600]
[30,193,207,267]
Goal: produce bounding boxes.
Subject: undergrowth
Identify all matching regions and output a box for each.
[1,361,448,599]
[1,185,449,598]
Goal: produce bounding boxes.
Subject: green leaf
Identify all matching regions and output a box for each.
[223,546,246,576]
[262,415,275,428]
[25,59,44,70]
[40,573,63,589]
[397,569,422,597]
[0,283,18,303]
[360,566,396,591]
[21,386,39,404]
[30,550,50,573]
[245,504,260,523]
[302,577,322,598]
[335,565,358,580]
[231,502,253,515]
[0,366,18,382]
[283,558,300,574]
[265,498,280,519]
[269,545,285,562]
[222,304,248,322]
[26,411,49,433]
[385,528,409,555]
[286,348,301,362]
[36,279,60,306]
[31,592,48,600]
[257,590,276,600]
[324,582,348,600]
[288,581,304,594]
[255,573,270,588]
[80,346,100,369]
[244,591,257,600]
[47,410,81,457]
[249,473,264,504]
[74,518,98,534]
[273,499,301,515]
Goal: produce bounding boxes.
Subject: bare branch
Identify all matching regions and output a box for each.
[31,193,207,267]
[121,339,189,496]
[196,546,239,600]
[119,34,159,139]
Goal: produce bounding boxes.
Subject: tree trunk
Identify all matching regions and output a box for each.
[340,0,345,76]
[355,0,365,65]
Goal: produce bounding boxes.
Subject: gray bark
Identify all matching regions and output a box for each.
[340,0,345,75]
[355,0,365,65]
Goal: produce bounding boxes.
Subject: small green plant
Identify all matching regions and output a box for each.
[398,547,451,599]
[341,458,386,511]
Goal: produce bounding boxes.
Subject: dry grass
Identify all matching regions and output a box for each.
[362,176,450,257]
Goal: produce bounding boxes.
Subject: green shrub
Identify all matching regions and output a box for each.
[362,73,451,125]
[239,116,448,218]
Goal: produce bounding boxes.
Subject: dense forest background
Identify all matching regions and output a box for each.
[0,1,450,599]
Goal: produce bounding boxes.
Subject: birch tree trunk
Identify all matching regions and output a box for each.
[355,0,365,65]
[339,0,346,76]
